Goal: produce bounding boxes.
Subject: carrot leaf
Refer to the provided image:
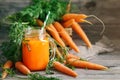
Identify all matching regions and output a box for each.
[45,59,55,74]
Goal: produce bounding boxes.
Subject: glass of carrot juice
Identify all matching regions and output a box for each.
[22,28,49,71]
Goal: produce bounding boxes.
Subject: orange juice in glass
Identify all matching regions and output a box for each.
[22,28,49,71]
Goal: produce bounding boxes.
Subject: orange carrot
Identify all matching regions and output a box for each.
[3,60,13,69]
[62,19,75,28]
[72,21,92,48]
[36,19,43,27]
[67,58,108,70]
[36,19,65,47]
[2,60,13,79]
[53,61,78,77]
[53,22,80,52]
[62,19,92,28]
[65,53,80,60]
[47,24,66,47]
[75,19,92,24]
[15,61,31,75]
[62,13,88,21]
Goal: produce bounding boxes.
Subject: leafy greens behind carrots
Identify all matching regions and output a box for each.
[0,0,68,63]
[0,22,28,62]
[7,0,68,25]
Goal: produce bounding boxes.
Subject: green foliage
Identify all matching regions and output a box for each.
[0,22,28,62]
[45,59,55,74]
[5,68,15,77]
[7,0,68,26]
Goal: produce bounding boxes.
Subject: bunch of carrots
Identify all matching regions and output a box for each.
[1,0,107,79]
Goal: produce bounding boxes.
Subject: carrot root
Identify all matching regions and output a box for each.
[67,58,108,70]
[53,22,80,52]
[2,71,8,79]
[36,19,43,27]
[15,61,31,75]
[53,61,78,77]
[72,21,92,48]
[62,19,75,28]
[2,60,13,79]
[62,13,88,21]
[47,24,66,47]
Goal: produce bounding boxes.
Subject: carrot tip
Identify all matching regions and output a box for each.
[102,67,109,70]
[83,20,93,25]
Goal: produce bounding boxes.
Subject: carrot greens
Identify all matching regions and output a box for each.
[0,22,28,62]
[7,0,68,25]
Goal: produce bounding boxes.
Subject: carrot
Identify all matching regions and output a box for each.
[72,21,92,48]
[64,53,80,64]
[36,19,65,47]
[75,19,92,24]
[2,60,13,69]
[62,13,88,21]
[53,22,80,52]
[53,61,78,77]
[65,53,80,60]
[62,19,75,28]
[67,58,108,70]
[15,61,31,75]
[63,19,92,28]
[2,60,13,79]
[47,24,66,47]
[2,71,8,79]
[36,19,43,27]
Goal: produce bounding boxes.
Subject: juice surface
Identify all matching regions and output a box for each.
[22,38,49,71]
